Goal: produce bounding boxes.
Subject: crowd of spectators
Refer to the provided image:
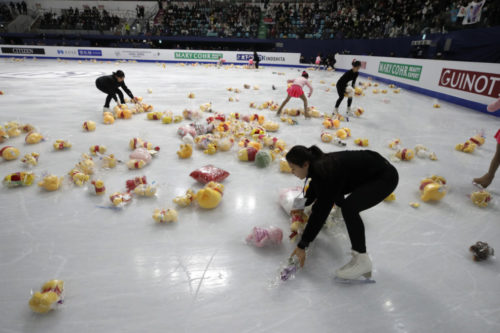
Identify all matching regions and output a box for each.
[39,6,121,31]
[265,0,500,39]
[151,3,261,38]
[1,2,27,23]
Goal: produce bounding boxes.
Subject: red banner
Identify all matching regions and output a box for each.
[438,68,500,98]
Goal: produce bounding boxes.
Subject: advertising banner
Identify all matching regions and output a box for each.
[1,47,45,55]
[378,61,422,81]
[439,68,500,98]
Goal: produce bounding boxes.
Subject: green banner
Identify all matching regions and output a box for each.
[174,52,223,60]
[378,61,422,81]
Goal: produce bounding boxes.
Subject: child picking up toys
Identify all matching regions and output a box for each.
[473,97,500,188]
[276,71,313,118]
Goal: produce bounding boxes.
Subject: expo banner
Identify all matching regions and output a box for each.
[0,45,301,66]
[336,54,500,113]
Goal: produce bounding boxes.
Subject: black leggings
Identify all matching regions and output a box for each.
[340,164,399,253]
[96,82,124,107]
[335,85,353,108]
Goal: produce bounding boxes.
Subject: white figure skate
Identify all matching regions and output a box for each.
[335,251,375,284]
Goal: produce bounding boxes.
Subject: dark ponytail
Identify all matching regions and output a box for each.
[302,71,309,79]
[113,70,125,78]
[286,145,324,167]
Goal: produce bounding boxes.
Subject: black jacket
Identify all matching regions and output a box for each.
[298,150,390,249]
[95,75,134,99]
[336,69,359,89]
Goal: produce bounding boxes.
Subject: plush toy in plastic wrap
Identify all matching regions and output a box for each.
[455,141,476,153]
[263,121,279,132]
[188,92,195,99]
[354,138,369,147]
[76,154,95,175]
[130,147,152,164]
[91,179,106,195]
[289,209,309,241]
[0,126,8,143]
[53,139,72,150]
[246,226,283,247]
[101,154,118,169]
[469,133,486,147]
[153,208,178,223]
[197,181,224,209]
[190,165,229,184]
[177,143,193,159]
[323,117,340,129]
[470,190,492,208]
[3,171,35,187]
[218,137,234,152]
[82,120,96,131]
[68,169,90,186]
[173,189,197,207]
[146,111,164,120]
[134,183,157,197]
[29,280,64,313]
[336,128,351,140]
[38,175,63,191]
[103,111,115,124]
[344,86,354,98]
[125,176,147,192]
[414,144,437,160]
[255,150,272,168]
[89,145,106,156]
[0,146,20,161]
[182,109,202,121]
[388,139,401,150]
[420,175,447,202]
[4,122,21,137]
[238,147,258,162]
[129,137,160,152]
[25,132,44,144]
[469,241,494,262]
[393,148,414,161]
[21,152,39,166]
[203,142,218,155]
[110,191,132,206]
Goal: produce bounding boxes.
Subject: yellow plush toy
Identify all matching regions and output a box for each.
[38,175,63,191]
[53,139,72,150]
[29,280,64,314]
[372,89,379,94]
[147,112,163,120]
[263,121,279,132]
[468,134,485,147]
[414,144,438,160]
[395,148,415,161]
[153,208,178,223]
[116,108,132,119]
[393,88,401,93]
[91,179,106,195]
[188,92,195,98]
[21,152,39,166]
[82,120,96,131]
[102,154,117,169]
[381,89,388,94]
[134,184,157,197]
[420,175,447,202]
[173,189,197,207]
[127,159,146,169]
[384,193,396,201]
[90,145,106,155]
[323,117,340,129]
[354,107,364,117]
[0,146,20,160]
[4,122,21,137]
[470,190,492,208]
[336,128,351,140]
[68,169,90,186]
[177,144,193,158]
[433,103,441,108]
[388,138,401,150]
[0,126,8,143]
[103,111,115,125]
[3,172,36,187]
[162,114,173,124]
[204,143,217,155]
[354,138,369,147]
[110,192,132,206]
[455,141,476,153]
[321,132,334,143]
[25,132,43,144]
[197,181,224,209]
[76,154,95,175]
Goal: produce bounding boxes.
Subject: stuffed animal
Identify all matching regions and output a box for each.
[321,132,334,143]
[29,280,64,313]
[354,107,364,117]
[125,176,147,192]
[263,121,279,132]
[4,122,21,137]
[162,114,173,124]
[153,208,178,223]
[177,144,193,159]
[388,139,401,150]
[381,89,388,94]
[129,138,160,151]
[250,114,265,125]
[354,138,369,147]
[53,139,72,150]
[173,189,197,207]
[470,190,492,208]
[68,169,90,186]
[455,141,476,153]
[110,192,132,206]
[3,171,35,187]
[336,128,351,139]
[76,154,95,175]
[0,126,8,143]
[116,108,132,119]
[279,158,292,173]
[289,209,308,241]
[384,193,396,201]
[323,117,340,129]
[409,202,420,208]
[134,184,157,197]
[127,159,146,169]
[21,152,39,166]
[103,111,115,124]
[469,134,485,146]
[395,148,415,161]
[469,241,494,261]
[238,147,258,161]
[147,112,164,120]
[255,150,272,168]
[0,146,20,161]
[204,143,217,155]
[91,179,106,195]
[388,84,396,88]
[25,132,43,144]
[246,226,283,247]
[38,175,63,191]
[188,92,195,98]
[372,89,379,94]
[130,148,152,164]
[101,154,118,169]
[218,138,233,151]
[90,145,106,156]
[82,121,96,131]
[414,144,437,160]
[420,175,447,202]
[196,181,224,209]
[344,86,354,98]
[393,88,401,93]
[433,103,441,108]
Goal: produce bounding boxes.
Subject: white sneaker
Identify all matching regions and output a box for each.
[335,250,372,280]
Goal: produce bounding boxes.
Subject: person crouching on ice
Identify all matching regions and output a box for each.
[276,71,313,118]
[95,70,137,112]
[334,60,361,118]
[285,145,399,281]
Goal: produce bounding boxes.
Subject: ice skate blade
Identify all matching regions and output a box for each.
[334,276,376,284]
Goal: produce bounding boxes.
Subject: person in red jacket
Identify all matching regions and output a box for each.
[285,145,398,280]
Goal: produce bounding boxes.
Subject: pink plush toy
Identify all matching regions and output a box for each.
[129,148,152,164]
[177,125,197,138]
[246,226,283,247]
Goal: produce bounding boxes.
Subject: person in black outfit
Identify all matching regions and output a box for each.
[95,70,136,112]
[286,145,398,280]
[334,60,361,117]
[253,50,260,69]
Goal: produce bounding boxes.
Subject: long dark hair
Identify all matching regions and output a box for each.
[302,71,309,79]
[286,145,323,167]
[113,70,125,78]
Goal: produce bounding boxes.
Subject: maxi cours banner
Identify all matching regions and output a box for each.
[0,45,301,66]
[336,54,500,113]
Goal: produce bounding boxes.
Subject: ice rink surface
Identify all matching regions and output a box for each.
[0,58,499,333]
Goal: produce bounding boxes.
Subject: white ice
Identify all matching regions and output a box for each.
[0,58,499,333]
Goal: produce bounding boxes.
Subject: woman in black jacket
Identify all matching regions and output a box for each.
[95,70,136,112]
[334,60,361,118]
[286,145,398,280]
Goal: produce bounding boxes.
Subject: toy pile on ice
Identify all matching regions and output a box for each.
[470,189,492,208]
[3,171,36,187]
[469,241,494,261]
[246,226,283,247]
[29,280,64,313]
[456,132,485,154]
[419,175,447,202]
